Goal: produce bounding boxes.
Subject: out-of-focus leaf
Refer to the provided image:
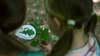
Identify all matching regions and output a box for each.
[30,40,39,46]
[51,35,59,41]
[40,28,49,42]
[30,22,42,35]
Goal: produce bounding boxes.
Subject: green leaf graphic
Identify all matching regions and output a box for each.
[20,28,35,36]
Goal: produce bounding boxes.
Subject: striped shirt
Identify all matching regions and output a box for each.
[66,33,100,56]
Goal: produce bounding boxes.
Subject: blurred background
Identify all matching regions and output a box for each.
[25,0,100,43]
[93,0,100,40]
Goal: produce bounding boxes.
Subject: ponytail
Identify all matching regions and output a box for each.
[48,20,75,56]
[84,13,97,35]
[88,13,97,34]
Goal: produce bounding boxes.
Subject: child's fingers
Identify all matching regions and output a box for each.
[40,43,52,53]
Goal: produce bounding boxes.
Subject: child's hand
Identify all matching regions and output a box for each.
[40,43,52,54]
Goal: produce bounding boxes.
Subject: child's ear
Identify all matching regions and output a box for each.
[53,17,61,29]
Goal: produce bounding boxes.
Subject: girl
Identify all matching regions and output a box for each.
[44,0,100,56]
[0,0,30,56]
[0,0,46,56]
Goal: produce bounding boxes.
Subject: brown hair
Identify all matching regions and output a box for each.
[0,0,31,55]
[44,0,97,56]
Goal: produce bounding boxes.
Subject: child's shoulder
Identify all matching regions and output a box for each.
[89,33,100,56]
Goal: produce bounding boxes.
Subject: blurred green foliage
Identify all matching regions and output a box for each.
[26,0,59,47]
[30,20,59,46]
[30,20,48,46]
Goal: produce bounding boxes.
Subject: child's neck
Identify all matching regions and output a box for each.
[70,29,88,50]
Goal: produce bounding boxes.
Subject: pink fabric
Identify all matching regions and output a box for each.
[66,35,97,56]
